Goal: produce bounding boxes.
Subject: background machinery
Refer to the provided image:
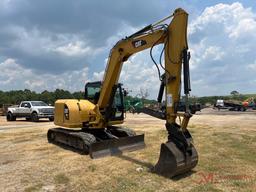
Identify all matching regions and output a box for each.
[216,98,256,111]
[47,8,198,177]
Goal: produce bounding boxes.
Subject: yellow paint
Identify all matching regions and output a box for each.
[55,8,191,129]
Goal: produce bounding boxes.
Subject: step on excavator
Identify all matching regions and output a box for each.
[47,8,198,178]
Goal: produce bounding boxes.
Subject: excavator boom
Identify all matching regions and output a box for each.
[48,8,198,178]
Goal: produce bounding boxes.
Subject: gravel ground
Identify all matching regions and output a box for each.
[0,109,255,192]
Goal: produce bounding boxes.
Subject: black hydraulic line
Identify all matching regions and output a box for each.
[159,44,165,70]
[128,24,152,38]
[150,43,162,81]
[182,49,191,94]
[157,74,166,103]
[159,41,170,77]
[149,25,169,81]
[157,81,165,103]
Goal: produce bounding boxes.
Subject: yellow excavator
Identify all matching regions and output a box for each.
[48,8,198,177]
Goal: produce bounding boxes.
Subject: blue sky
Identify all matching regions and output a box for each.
[0,0,256,98]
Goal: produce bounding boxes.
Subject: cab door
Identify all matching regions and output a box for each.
[23,102,32,116]
[16,102,26,116]
[109,85,125,121]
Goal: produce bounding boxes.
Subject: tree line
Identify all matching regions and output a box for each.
[188,93,256,105]
[0,89,255,107]
[0,89,84,106]
[0,89,157,107]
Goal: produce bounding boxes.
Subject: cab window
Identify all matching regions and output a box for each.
[110,86,124,120]
[87,87,101,100]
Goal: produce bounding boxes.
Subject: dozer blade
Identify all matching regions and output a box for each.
[154,141,198,178]
[90,134,145,159]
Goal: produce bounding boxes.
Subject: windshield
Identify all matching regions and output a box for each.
[31,101,48,106]
[87,87,100,98]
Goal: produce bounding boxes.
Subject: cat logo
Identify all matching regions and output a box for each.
[132,40,147,48]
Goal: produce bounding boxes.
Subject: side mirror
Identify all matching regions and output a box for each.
[48,104,52,106]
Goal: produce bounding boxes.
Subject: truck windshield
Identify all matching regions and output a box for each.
[31,101,48,106]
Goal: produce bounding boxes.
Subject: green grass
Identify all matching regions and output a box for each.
[54,173,70,184]
[190,184,223,192]
[1,114,255,192]
[88,164,97,172]
[24,183,43,192]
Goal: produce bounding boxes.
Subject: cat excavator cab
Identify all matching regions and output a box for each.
[47,8,198,178]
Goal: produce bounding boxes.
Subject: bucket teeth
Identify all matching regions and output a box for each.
[154,141,198,178]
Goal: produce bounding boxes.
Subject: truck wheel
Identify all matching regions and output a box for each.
[31,112,39,122]
[7,112,16,121]
[49,117,54,121]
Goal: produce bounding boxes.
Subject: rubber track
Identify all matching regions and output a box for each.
[47,128,96,154]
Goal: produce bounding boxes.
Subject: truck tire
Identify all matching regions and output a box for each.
[7,112,16,121]
[31,112,39,122]
[49,117,54,121]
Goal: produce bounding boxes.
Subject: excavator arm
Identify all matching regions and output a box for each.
[49,8,198,178]
[98,8,188,127]
[95,8,197,177]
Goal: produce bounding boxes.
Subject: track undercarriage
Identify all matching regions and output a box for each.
[47,126,145,158]
[48,122,198,178]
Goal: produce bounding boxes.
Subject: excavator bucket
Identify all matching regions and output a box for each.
[90,134,145,159]
[154,141,198,178]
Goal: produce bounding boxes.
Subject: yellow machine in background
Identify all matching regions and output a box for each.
[48,8,198,177]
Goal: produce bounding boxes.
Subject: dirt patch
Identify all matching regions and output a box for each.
[0,112,255,192]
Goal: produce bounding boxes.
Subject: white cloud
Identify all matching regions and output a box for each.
[120,54,160,96]
[247,60,256,71]
[188,2,256,96]
[92,23,162,98]
[92,51,161,98]
[93,71,104,81]
[1,2,256,97]
[94,2,256,97]
[54,41,91,56]
[91,2,256,98]
[0,58,89,92]
[0,0,14,10]
[189,2,256,37]
[8,26,101,57]
[202,46,224,61]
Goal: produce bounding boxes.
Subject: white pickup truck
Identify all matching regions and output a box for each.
[7,101,54,122]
